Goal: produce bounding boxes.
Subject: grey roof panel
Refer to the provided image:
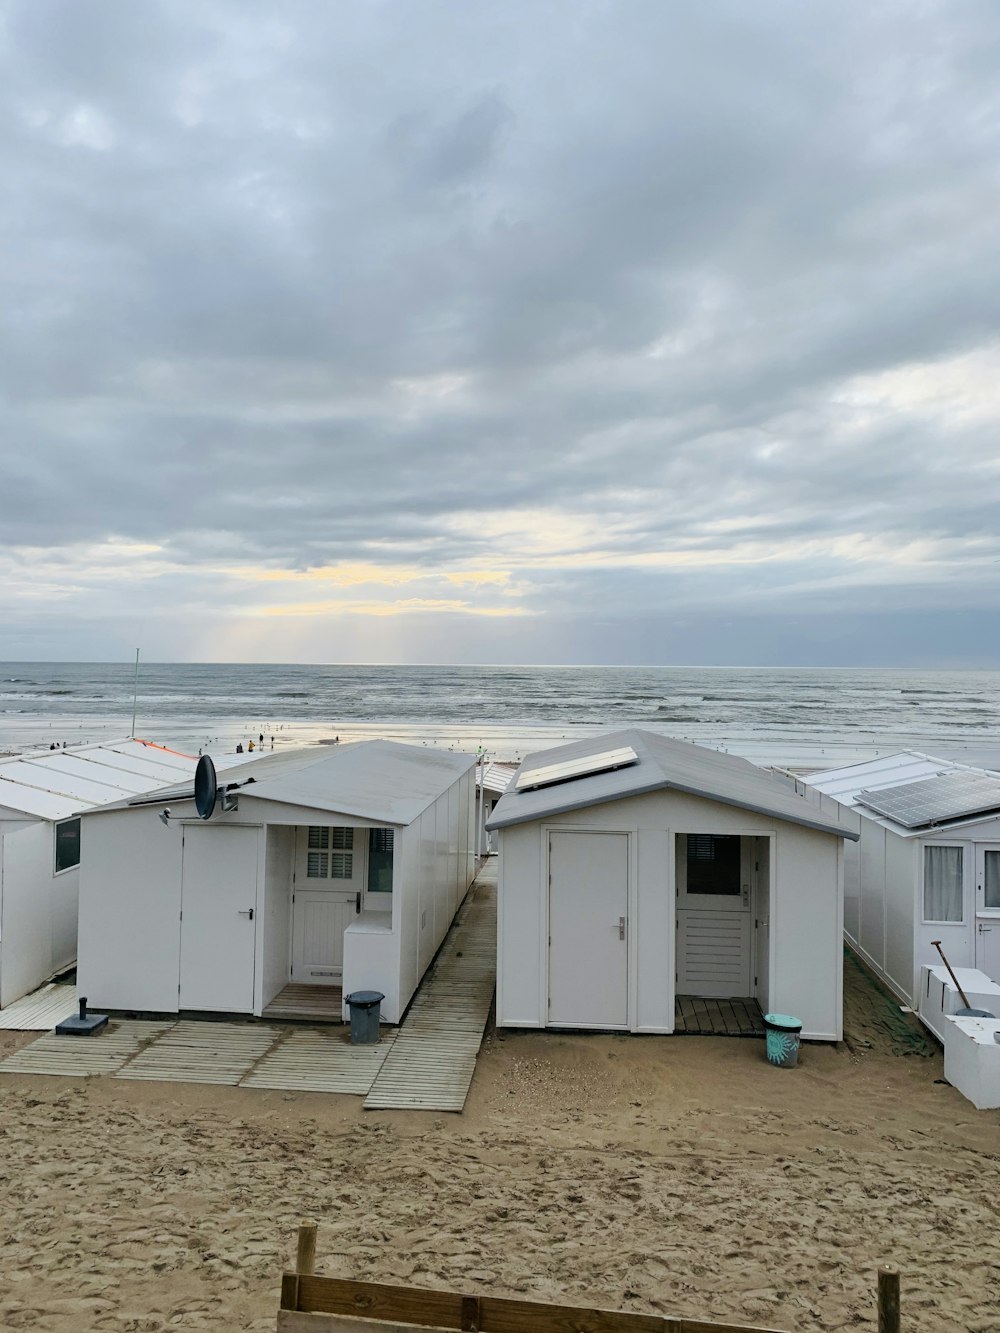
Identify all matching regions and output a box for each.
[0,738,197,820]
[486,729,860,840]
[122,739,476,826]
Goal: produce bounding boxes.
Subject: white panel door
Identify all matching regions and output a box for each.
[290,826,363,985]
[180,825,258,1012]
[975,845,1000,983]
[291,892,356,983]
[676,834,752,997]
[548,831,628,1028]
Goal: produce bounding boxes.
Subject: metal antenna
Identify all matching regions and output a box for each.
[130,649,140,737]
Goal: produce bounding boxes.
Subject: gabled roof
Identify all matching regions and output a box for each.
[0,738,197,821]
[125,739,475,828]
[478,760,518,796]
[486,729,860,840]
[805,750,1000,835]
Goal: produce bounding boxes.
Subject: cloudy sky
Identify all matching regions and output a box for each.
[2,2,1000,666]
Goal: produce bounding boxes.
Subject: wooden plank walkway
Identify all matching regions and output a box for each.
[674,994,764,1037]
[0,1020,173,1076]
[364,860,496,1113]
[262,983,344,1023]
[242,1027,395,1094]
[115,1021,282,1085]
[0,983,79,1031]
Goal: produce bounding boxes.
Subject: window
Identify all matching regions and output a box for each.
[55,818,81,874]
[305,826,354,879]
[984,849,1000,910]
[923,846,963,923]
[367,828,394,894]
[686,834,740,895]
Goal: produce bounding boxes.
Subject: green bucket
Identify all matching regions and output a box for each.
[763,1013,802,1068]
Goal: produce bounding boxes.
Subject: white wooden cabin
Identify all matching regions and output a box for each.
[0,739,198,1008]
[77,740,477,1024]
[475,760,517,855]
[486,729,860,1041]
[804,751,1000,1006]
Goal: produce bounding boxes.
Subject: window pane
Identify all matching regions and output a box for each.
[330,852,352,879]
[331,827,354,851]
[686,834,740,895]
[55,818,81,873]
[368,828,394,893]
[308,827,328,850]
[985,851,1000,910]
[924,846,963,922]
[307,851,328,878]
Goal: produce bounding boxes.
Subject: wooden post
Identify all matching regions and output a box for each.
[878,1267,900,1333]
[297,1221,318,1278]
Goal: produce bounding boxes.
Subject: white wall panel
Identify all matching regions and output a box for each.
[259,825,294,1011]
[77,808,184,1012]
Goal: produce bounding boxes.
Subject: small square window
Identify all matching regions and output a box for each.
[307,851,328,878]
[307,827,329,850]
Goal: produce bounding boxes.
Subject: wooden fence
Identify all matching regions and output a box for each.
[278,1223,902,1333]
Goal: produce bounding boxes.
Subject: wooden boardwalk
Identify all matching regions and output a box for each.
[674,994,764,1037]
[243,1027,395,1094]
[0,1020,173,1076]
[262,983,344,1023]
[0,983,80,1031]
[364,860,496,1113]
[115,1021,281,1085]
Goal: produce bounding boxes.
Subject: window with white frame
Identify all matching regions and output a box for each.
[54,818,81,874]
[923,845,963,923]
[306,826,354,879]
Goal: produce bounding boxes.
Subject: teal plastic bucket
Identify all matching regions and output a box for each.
[763,1013,802,1068]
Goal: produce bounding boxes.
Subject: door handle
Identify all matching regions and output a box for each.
[617,916,626,940]
[356,891,362,915]
[238,908,254,920]
[980,923,992,933]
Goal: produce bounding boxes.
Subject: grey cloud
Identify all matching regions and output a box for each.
[2,1,1000,661]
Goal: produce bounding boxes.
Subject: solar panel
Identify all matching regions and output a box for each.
[856,770,1000,829]
[515,745,638,793]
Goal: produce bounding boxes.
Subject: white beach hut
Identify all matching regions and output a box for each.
[76,740,477,1024]
[486,729,859,1041]
[0,739,199,1008]
[475,759,517,855]
[804,751,1000,1005]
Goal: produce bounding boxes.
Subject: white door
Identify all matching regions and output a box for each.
[179,825,258,1012]
[676,834,752,997]
[975,844,1000,983]
[548,831,628,1028]
[290,826,364,985]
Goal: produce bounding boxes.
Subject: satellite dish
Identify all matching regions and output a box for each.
[194,754,218,820]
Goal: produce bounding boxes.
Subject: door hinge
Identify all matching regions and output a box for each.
[291,892,295,903]
[179,910,183,921]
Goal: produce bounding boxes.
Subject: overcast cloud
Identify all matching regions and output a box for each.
[2,1,1000,665]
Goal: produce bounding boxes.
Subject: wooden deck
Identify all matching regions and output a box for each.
[0,982,80,1031]
[674,994,764,1037]
[262,983,344,1023]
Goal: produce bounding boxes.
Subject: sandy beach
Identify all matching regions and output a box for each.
[0,961,997,1333]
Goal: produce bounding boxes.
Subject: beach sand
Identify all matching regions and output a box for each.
[0,964,997,1333]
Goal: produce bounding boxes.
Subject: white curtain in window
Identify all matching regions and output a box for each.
[924,846,963,922]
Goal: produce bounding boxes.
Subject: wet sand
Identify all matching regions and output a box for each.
[0,964,997,1333]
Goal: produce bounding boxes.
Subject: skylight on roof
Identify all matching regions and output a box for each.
[515,746,638,793]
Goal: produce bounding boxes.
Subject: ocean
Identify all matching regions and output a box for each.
[4,662,1000,771]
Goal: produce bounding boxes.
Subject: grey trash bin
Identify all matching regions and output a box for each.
[345,990,384,1045]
